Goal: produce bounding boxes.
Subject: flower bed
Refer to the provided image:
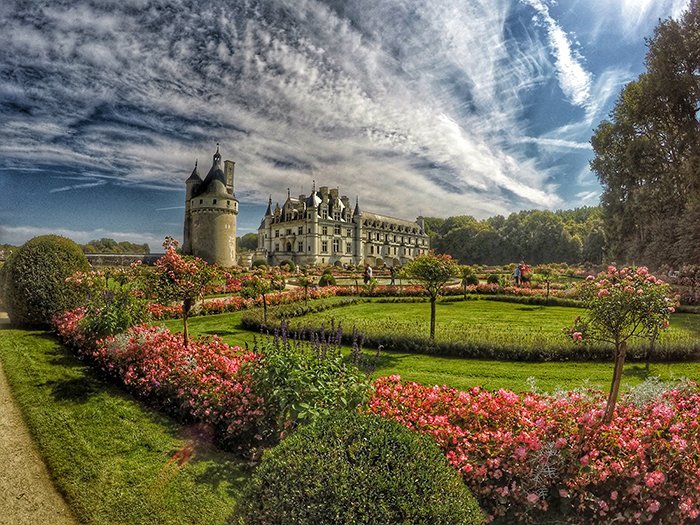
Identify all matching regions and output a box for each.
[368,375,700,524]
[54,309,267,452]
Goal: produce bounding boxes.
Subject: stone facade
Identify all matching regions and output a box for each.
[256,184,429,267]
[182,146,238,267]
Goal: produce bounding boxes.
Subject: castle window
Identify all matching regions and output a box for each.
[334,225,341,235]
[346,243,352,254]
[199,199,203,204]
[322,226,328,236]
[321,241,328,253]
[213,199,217,204]
[286,229,292,236]
[227,200,230,206]
[393,235,397,242]
[308,228,311,234]
[346,229,351,237]
[333,239,340,253]
[275,230,280,237]
[298,242,303,252]
[298,226,303,235]
[370,246,375,254]
[308,246,311,251]
[274,243,279,251]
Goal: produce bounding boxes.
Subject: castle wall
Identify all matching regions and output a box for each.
[189,198,238,267]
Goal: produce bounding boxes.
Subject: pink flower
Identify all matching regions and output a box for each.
[527,493,539,504]
[646,500,661,513]
[597,289,610,297]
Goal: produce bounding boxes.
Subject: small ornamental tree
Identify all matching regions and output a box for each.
[152,239,217,348]
[295,272,315,304]
[460,265,478,299]
[241,270,274,325]
[534,264,557,302]
[401,253,458,339]
[568,265,677,423]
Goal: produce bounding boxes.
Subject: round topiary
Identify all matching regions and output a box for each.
[318,269,336,286]
[278,259,296,272]
[251,258,268,269]
[486,273,500,285]
[234,411,483,525]
[4,235,90,326]
[463,273,479,286]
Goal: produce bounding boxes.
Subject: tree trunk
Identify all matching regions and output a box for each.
[604,340,627,423]
[463,284,467,300]
[645,332,658,372]
[430,296,436,340]
[546,282,550,303]
[182,297,192,349]
[262,294,268,325]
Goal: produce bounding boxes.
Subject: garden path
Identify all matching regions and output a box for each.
[0,358,77,525]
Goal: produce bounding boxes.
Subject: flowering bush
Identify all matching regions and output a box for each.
[54,309,267,452]
[369,376,700,524]
[568,266,678,422]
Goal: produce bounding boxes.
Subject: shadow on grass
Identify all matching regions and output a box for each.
[623,364,651,381]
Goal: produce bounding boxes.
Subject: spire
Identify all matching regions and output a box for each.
[186,158,202,183]
[353,196,360,216]
[287,188,291,199]
[213,143,221,166]
[265,195,272,216]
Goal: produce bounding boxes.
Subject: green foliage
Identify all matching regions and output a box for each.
[4,235,90,326]
[237,233,259,252]
[590,2,700,267]
[248,324,372,443]
[318,268,336,286]
[234,411,483,525]
[69,267,149,342]
[486,273,500,285]
[424,207,604,265]
[251,259,268,268]
[81,238,150,254]
[277,259,296,272]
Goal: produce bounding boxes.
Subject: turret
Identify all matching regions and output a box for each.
[183,160,202,254]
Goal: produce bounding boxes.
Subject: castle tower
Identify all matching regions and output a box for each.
[183,145,238,266]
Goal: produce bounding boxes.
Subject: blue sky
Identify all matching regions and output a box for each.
[0,0,689,250]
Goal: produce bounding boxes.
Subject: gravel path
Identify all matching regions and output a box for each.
[0,358,77,525]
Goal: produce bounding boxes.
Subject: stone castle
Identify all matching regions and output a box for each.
[182,145,238,266]
[256,184,430,267]
[183,148,429,267]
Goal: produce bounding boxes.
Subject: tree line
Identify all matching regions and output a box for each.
[423,207,605,266]
[590,1,700,268]
[81,238,150,254]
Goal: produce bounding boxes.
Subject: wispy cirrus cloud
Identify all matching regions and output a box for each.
[0,0,685,248]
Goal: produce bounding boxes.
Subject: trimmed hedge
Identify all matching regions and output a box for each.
[233,411,483,525]
[4,235,89,326]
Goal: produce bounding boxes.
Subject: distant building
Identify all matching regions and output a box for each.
[256,184,429,267]
[182,145,238,266]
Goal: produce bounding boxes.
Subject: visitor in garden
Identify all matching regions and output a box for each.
[390,266,396,285]
[513,263,521,286]
[364,265,372,284]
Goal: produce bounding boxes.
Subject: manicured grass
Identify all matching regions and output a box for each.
[0,327,248,525]
[159,306,700,393]
[298,299,700,350]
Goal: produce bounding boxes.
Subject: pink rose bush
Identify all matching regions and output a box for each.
[368,375,700,524]
[55,309,267,452]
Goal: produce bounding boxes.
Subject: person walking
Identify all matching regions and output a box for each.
[513,264,522,286]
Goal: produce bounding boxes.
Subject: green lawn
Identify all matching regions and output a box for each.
[160,305,700,393]
[0,327,247,525]
[298,299,700,350]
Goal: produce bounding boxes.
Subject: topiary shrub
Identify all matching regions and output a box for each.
[463,273,479,286]
[278,259,296,272]
[4,235,90,326]
[486,273,500,285]
[234,411,483,525]
[251,258,268,269]
[318,268,336,286]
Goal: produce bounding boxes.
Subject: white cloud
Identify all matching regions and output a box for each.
[521,0,592,107]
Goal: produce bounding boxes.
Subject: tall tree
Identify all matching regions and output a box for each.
[590,1,700,267]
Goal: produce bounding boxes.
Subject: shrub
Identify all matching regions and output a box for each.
[486,273,500,285]
[277,259,296,272]
[247,322,372,444]
[234,411,483,525]
[318,268,336,286]
[4,235,89,326]
[463,273,479,286]
[251,258,268,268]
